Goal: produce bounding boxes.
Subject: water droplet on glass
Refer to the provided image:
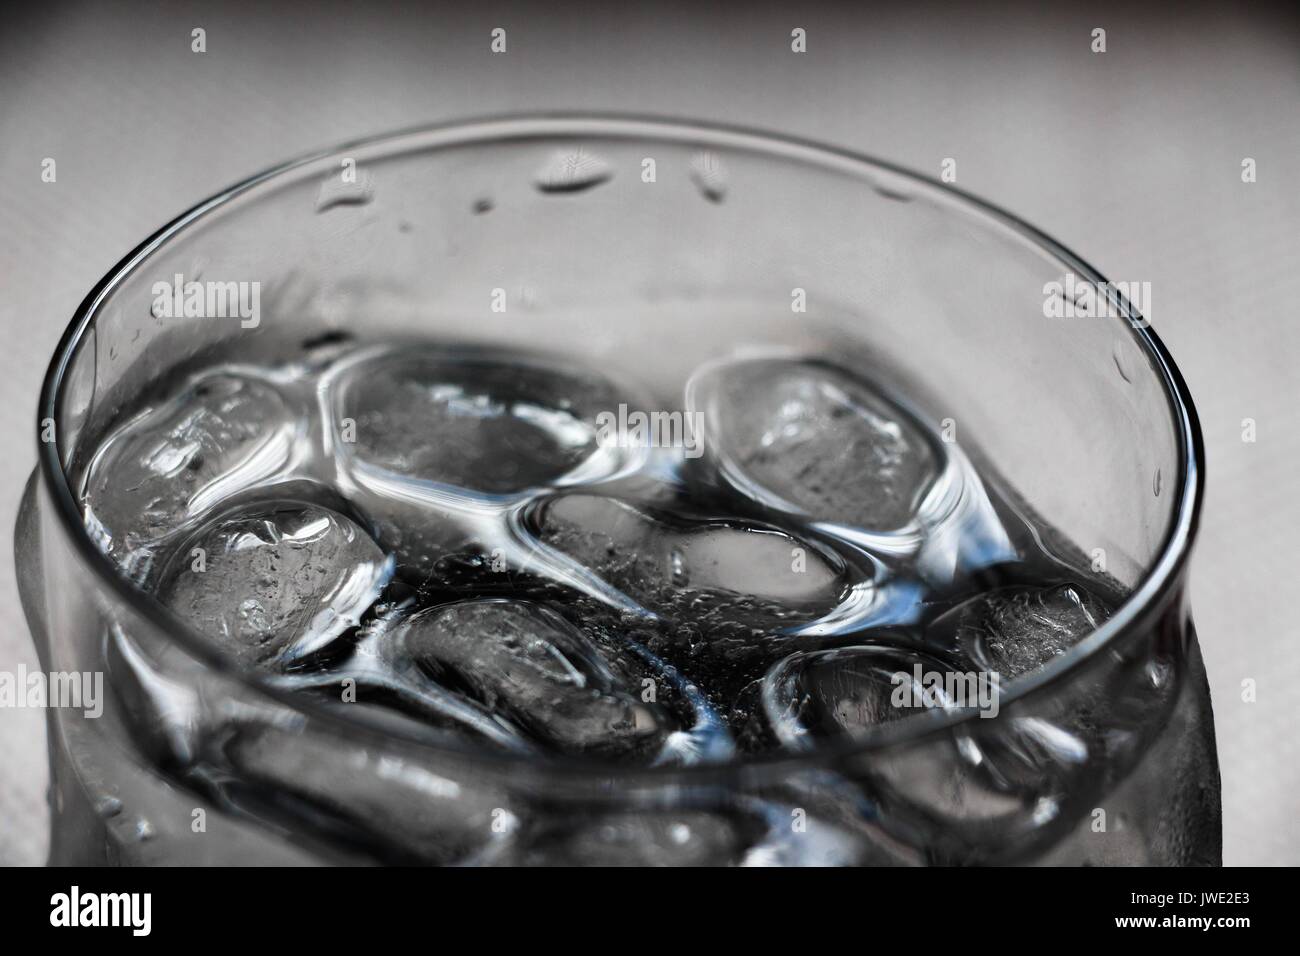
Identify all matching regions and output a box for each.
[873,183,915,203]
[534,148,613,193]
[132,818,156,841]
[1112,348,1132,383]
[316,171,376,212]
[473,197,494,214]
[689,151,728,202]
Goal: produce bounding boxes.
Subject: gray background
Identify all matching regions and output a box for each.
[1,1,1296,865]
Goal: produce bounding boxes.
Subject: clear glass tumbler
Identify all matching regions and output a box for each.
[17,116,1218,865]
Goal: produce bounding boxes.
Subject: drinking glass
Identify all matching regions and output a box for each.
[17,116,1218,865]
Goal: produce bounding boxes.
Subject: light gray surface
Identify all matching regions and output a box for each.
[1,1,1297,866]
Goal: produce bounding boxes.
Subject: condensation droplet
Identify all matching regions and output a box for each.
[316,172,376,212]
[95,795,123,818]
[1153,468,1162,497]
[473,197,495,214]
[534,148,613,193]
[1112,348,1132,383]
[872,183,914,203]
[689,151,728,202]
[132,818,156,841]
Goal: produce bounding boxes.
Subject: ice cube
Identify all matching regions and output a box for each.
[686,355,1015,582]
[529,492,847,624]
[740,801,872,867]
[221,720,516,865]
[688,356,939,531]
[329,346,630,496]
[159,501,392,670]
[517,810,753,866]
[109,623,516,865]
[81,372,301,580]
[386,598,676,759]
[516,803,864,866]
[525,491,873,710]
[930,582,1111,680]
[761,644,966,748]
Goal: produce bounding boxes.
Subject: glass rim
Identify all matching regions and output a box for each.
[36,112,1205,784]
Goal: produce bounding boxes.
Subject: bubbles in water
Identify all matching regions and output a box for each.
[160,500,393,670]
[81,372,300,581]
[534,148,613,193]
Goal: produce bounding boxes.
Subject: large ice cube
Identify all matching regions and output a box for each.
[529,492,848,624]
[385,598,676,759]
[328,346,631,495]
[159,501,392,670]
[322,346,642,590]
[687,355,1015,582]
[761,643,966,748]
[929,582,1112,680]
[517,810,753,866]
[81,372,301,581]
[221,720,516,865]
[688,356,939,530]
